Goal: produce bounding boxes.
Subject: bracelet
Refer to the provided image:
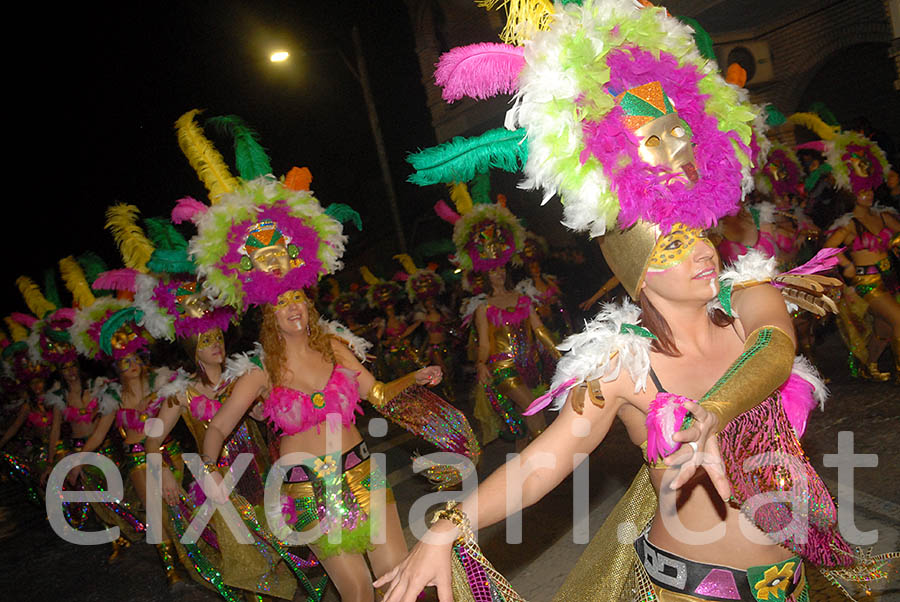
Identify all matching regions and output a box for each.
[203,462,219,474]
[431,501,471,541]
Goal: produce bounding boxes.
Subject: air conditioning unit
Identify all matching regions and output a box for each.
[714,41,775,86]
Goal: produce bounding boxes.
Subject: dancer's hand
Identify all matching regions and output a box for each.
[416,366,443,387]
[161,468,181,506]
[66,465,82,486]
[663,400,731,501]
[374,520,457,602]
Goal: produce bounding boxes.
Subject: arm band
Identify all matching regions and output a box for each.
[368,372,418,408]
[699,326,795,432]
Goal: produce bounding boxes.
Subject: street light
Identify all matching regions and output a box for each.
[266,28,408,253]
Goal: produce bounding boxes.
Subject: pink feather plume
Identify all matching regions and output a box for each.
[435,43,525,102]
[92,269,138,292]
[777,373,818,438]
[794,141,827,153]
[781,247,842,277]
[434,200,461,224]
[10,312,38,328]
[171,196,208,225]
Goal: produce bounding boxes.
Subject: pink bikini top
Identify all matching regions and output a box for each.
[717,232,777,265]
[27,407,52,430]
[486,295,531,327]
[384,322,407,338]
[262,365,364,436]
[850,218,891,253]
[116,397,163,431]
[64,400,98,424]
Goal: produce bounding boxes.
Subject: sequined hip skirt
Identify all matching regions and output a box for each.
[853,257,898,299]
[282,441,393,559]
[634,531,807,601]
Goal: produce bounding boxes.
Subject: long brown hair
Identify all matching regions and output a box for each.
[639,292,734,357]
[260,293,335,386]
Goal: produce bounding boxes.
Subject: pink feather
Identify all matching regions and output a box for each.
[524,378,578,415]
[645,393,691,463]
[10,312,37,328]
[434,200,460,224]
[794,141,827,152]
[435,43,525,102]
[92,269,138,292]
[777,373,817,438]
[781,247,842,277]
[171,196,208,225]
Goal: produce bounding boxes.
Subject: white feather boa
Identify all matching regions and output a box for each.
[546,299,654,410]
[155,367,191,400]
[222,343,265,384]
[319,318,372,362]
[42,381,67,411]
[89,377,122,415]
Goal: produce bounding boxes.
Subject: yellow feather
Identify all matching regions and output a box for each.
[359,266,381,286]
[393,254,419,276]
[15,276,56,318]
[787,113,839,141]
[326,277,340,299]
[448,182,473,215]
[59,256,96,309]
[477,0,555,45]
[175,110,239,204]
[5,317,28,342]
[104,204,154,273]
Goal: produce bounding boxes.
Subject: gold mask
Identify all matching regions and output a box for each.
[116,354,143,373]
[633,113,697,184]
[275,289,307,310]
[197,328,224,351]
[767,159,787,182]
[646,224,710,273]
[175,282,211,319]
[849,154,872,178]
[250,245,292,277]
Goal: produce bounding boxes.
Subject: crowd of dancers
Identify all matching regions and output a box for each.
[2,1,899,601]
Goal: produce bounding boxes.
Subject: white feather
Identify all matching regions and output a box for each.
[459,294,488,324]
[156,367,191,400]
[791,355,828,410]
[719,249,778,286]
[89,377,122,415]
[42,381,67,411]
[223,343,265,384]
[515,279,541,304]
[547,299,654,410]
[319,318,372,362]
[134,273,175,341]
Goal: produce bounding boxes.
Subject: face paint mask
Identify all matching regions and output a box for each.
[645,224,707,273]
[197,329,224,351]
[276,289,307,309]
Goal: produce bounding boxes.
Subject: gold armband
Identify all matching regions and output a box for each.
[431,501,471,540]
[533,324,561,360]
[700,326,795,431]
[368,372,418,408]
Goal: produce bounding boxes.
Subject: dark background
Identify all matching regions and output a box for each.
[3,1,438,318]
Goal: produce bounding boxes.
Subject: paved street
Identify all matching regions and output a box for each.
[0,330,897,601]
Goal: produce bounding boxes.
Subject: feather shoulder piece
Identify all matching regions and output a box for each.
[532,299,656,412]
[156,367,192,401]
[42,381,67,411]
[89,377,122,415]
[318,318,372,362]
[459,293,488,325]
[223,343,265,384]
[514,278,541,304]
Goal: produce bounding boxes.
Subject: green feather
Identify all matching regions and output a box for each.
[147,249,196,275]
[619,323,657,340]
[207,115,273,180]
[143,217,188,250]
[324,204,363,231]
[764,104,786,127]
[43,269,62,309]
[806,102,840,127]
[76,252,108,291]
[407,128,528,186]
[99,307,144,356]
[677,16,715,62]
[413,239,455,259]
[470,171,492,205]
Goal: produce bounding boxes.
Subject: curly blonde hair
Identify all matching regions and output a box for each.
[260,291,335,386]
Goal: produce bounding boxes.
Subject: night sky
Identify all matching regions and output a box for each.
[5,1,438,318]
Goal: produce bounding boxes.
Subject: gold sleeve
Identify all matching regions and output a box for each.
[533,324,562,360]
[700,326,795,431]
[368,372,418,408]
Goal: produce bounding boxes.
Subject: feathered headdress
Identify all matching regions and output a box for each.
[755,142,803,198]
[176,110,357,309]
[11,275,77,367]
[826,132,889,195]
[359,266,402,310]
[394,254,445,302]
[413,0,758,298]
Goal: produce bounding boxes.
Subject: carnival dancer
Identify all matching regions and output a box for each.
[377,2,886,600]
[435,189,561,447]
[521,230,572,338]
[821,131,900,380]
[361,266,423,381]
[393,254,458,402]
